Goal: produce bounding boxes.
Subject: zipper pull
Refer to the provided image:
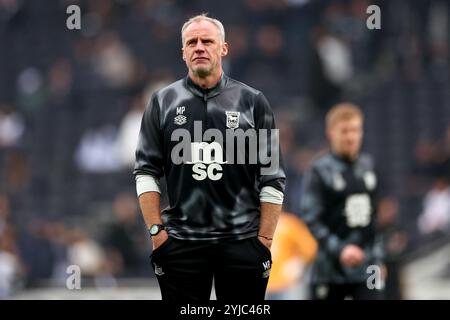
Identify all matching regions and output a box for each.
[203,94,207,102]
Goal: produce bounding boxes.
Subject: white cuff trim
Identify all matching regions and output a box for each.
[136,175,161,196]
[260,186,284,205]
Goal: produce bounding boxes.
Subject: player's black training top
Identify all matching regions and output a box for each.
[300,151,384,284]
[134,74,286,241]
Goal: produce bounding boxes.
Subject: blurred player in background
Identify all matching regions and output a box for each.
[134,14,285,301]
[265,211,317,300]
[300,103,385,300]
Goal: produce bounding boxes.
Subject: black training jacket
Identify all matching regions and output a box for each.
[134,74,286,241]
[300,152,384,284]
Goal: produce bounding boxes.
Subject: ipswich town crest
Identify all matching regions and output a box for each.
[225,111,240,129]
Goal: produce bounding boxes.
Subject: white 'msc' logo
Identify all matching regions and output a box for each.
[187,142,227,181]
[171,121,280,181]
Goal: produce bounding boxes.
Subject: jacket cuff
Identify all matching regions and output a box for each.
[260,186,284,205]
[136,174,161,196]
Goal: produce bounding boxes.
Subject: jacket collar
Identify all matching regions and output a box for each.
[331,150,359,165]
[184,73,227,100]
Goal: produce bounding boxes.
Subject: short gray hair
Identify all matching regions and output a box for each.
[181,13,225,46]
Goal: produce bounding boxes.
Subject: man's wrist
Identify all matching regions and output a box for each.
[148,224,166,237]
[258,234,273,241]
[151,229,168,238]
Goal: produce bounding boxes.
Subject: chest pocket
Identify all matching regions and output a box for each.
[344,194,372,227]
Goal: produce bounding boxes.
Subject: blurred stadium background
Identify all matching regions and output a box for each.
[0,0,449,300]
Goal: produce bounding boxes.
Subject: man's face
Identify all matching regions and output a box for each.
[327,117,363,159]
[182,20,228,78]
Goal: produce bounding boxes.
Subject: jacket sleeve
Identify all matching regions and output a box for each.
[300,167,345,259]
[254,92,286,194]
[371,232,385,266]
[371,169,385,265]
[133,93,164,179]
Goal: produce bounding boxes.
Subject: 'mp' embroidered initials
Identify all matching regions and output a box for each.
[174,106,187,125]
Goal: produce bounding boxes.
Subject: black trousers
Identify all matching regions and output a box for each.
[310,282,384,300]
[150,236,272,302]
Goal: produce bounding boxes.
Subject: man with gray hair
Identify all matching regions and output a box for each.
[134,13,285,301]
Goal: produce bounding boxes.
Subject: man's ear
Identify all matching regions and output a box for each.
[182,47,186,61]
[221,42,229,57]
[326,128,333,141]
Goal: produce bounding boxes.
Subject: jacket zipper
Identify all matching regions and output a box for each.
[203,93,208,130]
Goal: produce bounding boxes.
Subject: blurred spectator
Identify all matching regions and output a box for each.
[20,220,59,285]
[1,151,29,194]
[20,219,110,288]
[407,138,441,196]
[116,78,173,169]
[75,124,121,173]
[316,32,353,87]
[277,111,301,213]
[277,106,323,214]
[0,0,23,21]
[0,103,25,148]
[41,221,72,285]
[309,24,352,110]
[47,58,73,104]
[427,1,449,81]
[101,193,147,277]
[283,147,317,215]
[223,25,250,77]
[0,194,11,238]
[116,94,145,169]
[92,32,137,89]
[437,123,450,178]
[266,211,317,300]
[0,223,21,298]
[0,194,23,298]
[415,124,450,236]
[308,1,360,110]
[16,67,48,113]
[377,196,408,300]
[418,177,450,235]
[66,227,106,279]
[444,123,450,156]
[243,24,290,100]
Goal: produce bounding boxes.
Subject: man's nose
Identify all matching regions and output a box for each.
[194,40,205,51]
